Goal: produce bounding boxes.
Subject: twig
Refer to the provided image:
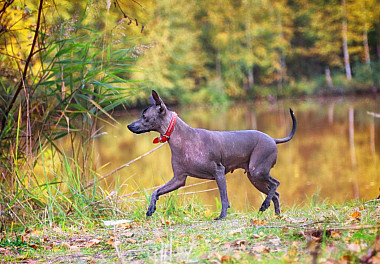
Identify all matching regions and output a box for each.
[0,0,14,22]
[0,0,44,134]
[118,179,216,198]
[113,0,145,31]
[255,220,329,229]
[84,142,168,190]
[367,111,380,118]
[168,187,219,196]
[182,180,215,190]
[256,222,380,231]
[364,198,380,204]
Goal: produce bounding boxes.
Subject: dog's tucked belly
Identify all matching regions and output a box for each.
[170,128,277,179]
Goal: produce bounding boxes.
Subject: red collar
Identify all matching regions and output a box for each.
[153,112,178,144]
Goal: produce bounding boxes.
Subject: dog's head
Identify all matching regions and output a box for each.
[127,90,168,134]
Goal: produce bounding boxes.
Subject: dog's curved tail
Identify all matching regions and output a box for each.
[274,108,296,144]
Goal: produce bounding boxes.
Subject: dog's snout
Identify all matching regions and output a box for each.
[128,121,149,134]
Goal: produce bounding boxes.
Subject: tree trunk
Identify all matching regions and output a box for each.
[245,3,254,91]
[248,67,254,90]
[342,0,352,80]
[277,12,286,92]
[325,67,333,89]
[377,24,380,60]
[363,27,370,65]
[349,107,359,199]
[216,50,222,80]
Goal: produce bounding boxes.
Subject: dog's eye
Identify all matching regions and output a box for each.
[142,114,146,119]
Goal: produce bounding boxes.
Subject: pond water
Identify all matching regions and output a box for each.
[97,95,380,212]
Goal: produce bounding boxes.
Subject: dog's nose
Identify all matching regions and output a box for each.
[127,124,133,131]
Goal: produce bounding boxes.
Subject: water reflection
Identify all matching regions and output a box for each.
[97,96,380,211]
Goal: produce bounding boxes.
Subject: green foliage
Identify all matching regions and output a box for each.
[132,0,379,102]
[0,0,140,228]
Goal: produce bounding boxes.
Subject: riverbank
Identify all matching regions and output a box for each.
[1,199,379,263]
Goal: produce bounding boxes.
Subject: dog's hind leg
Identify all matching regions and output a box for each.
[248,144,280,214]
[247,174,281,214]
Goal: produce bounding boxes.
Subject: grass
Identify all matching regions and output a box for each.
[1,194,379,263]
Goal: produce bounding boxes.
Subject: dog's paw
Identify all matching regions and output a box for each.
[214,213,227,220]
[146,205,156,217]
[259,201,270,212]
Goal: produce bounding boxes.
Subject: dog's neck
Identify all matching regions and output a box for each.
[159,111,194,147]
[155,111,175,135]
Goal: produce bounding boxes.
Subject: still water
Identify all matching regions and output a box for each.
[97,96,380,211]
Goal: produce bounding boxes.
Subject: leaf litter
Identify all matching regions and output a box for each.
[1,200,379,263]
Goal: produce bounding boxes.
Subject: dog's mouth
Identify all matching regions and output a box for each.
[127,124,150,134]
[132,129,150,134]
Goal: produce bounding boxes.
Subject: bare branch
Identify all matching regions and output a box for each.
[0,0,44,134]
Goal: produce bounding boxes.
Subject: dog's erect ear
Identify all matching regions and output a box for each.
[151,90,166,113]
[152,90,161,105]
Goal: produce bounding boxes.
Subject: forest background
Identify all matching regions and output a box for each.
[0,0,379,231]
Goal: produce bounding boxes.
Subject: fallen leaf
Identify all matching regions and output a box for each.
[195,235,203,240]
[250,219,267,226]
[62,243,70,249]
[124,232,134,238]
[107,238,121,247]
[233,251,241,260]
[306,239,318,250]
[126,238,136,244]
[214,252,222,261]
[118,222,132,229]
[372,255,380,263]
[251,245,270,253]
[160,216,171,226]
[29,244,38,250]
[69,245,80,251]
[234,239,247,247]
[102,219,132,227]
[221,243,230,249]
[268,238,281,245]
[285,217,305,224]
[85,239,101,248]
[251,233,261,239]
[31,229,42,236]
[375,234,380,251]
[340,254,352,261]
[331,231,341,238]
[349,210,361,220]
[228,229,242,236]
[204,210,212,218]
[221,255,231,263]
[281,226,289,233]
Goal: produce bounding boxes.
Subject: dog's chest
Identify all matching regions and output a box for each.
[169,138,218,175]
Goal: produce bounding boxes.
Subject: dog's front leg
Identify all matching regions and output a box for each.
[146,175,187,217]
[214,164,229,220]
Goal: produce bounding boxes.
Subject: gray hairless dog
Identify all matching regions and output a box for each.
[128,90,296,220]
